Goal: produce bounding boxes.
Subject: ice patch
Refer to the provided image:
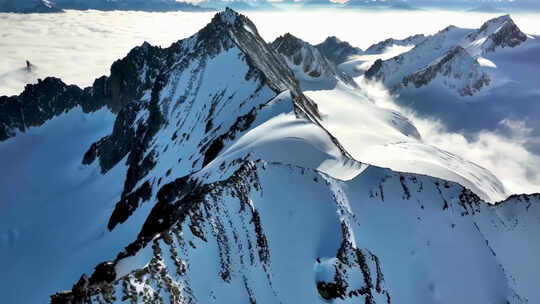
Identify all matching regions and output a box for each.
[477,56,497,68]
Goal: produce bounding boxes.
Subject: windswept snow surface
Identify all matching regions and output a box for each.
[218,108,367,181]
[0,107,155,304]
[305,83,507,202]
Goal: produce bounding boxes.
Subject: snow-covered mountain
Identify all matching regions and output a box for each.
[463,14,528,56]
[399,45,491,96]
[0,8,539,304]
[271,33,358,90]
[364,14,530,96]
[268,32,507,202]
[363,34,426,55]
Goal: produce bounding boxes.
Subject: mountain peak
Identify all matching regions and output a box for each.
[271,33,358,89]
[315,36,362,65]
[440,25,458,33]
[272,33,305,54]
[467,14,527,53]
[205,7,257,35]
[364,34,426,54]
[218,7,239,25]
[323,36,342,44]
[478,14,520,34]
[401,45,490,96]
[485,14,513,25]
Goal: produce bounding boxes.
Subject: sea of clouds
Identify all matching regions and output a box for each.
[358,79,540,197]
[1,8,539,196]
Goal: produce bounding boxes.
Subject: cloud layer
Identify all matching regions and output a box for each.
[359,79,540,196]
[1,8,540,96]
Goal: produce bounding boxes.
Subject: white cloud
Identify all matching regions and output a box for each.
[358,79,540,196]
[1,9,540,96]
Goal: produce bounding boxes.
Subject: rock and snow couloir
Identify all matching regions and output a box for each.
[271,33,358,90]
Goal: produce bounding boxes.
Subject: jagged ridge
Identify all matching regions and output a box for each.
[271,33,358,89]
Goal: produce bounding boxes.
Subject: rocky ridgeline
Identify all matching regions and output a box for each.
[271,33,358,88]
[315,36,363,65]
[465,14,528,53]
[363,34,426,55]
[364,14,528,96]
[400,46,491,96]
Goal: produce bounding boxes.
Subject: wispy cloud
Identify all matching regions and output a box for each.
[358,79,540,196]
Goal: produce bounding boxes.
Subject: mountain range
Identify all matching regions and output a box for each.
[0,0,211,13]
[4,0,540,13]
[0,8,539,304]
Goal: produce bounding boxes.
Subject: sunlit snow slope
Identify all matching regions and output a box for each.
[270,34,507,202]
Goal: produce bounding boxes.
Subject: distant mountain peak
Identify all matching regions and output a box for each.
[218,6,239,25]
[401,45,490,96]
[466,14,527,53]
[485,14,513,26]
[315,36,363,65]
[323,36,344,44]
[440,25,459,33]
[364,34,426,54]
[271,33,358,89]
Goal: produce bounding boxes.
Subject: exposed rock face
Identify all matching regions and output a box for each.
[316,223,391,303]
[466,14,528,54]
[0,38,170,142]
[364,58,384,80]
[272,33,358,89]
[48,159,389,304]
[79,9,327,227]
[315,36,363,65]
[0,76,112,141]
[363,15,527,96]
[49,157,540,304]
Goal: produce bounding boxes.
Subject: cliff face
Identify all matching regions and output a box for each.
[272,33,358,89]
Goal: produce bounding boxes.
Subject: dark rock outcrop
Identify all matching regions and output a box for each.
[272,33,358,88]
[401,46,490,96]
[315,36,363,65]
[0,76,114,141]
[466,14,528,53]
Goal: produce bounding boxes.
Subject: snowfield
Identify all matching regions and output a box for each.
[304,83,507,202]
